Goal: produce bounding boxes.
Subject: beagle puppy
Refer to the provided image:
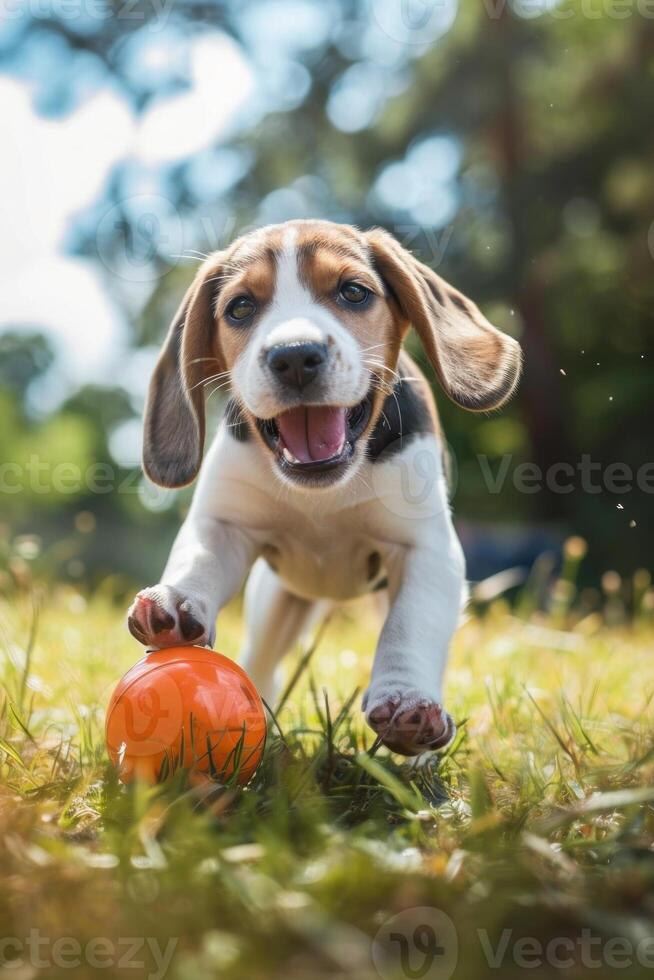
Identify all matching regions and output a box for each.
[127,220,521,755]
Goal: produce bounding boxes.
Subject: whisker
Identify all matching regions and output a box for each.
[187,371,231,394]
[186,356,222,367]
[359,343,391,354]
[210,380,232,390]
[205,382,233,408]
[362,363,398,395]
[365,371,394,389]
[363,358,401,383]
[391,389,403,439]
[349,465,372,495]
[204,376,232,391]
[169,251,209,264]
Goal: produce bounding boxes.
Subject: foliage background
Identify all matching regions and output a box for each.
[1,0,653,590]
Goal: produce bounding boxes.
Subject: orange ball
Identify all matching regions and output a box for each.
[105,646,266,786]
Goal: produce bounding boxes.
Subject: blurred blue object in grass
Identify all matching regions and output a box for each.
[458,521,563,584]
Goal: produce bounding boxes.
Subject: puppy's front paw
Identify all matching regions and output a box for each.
[127,586,213,649]
[364,690,456,756]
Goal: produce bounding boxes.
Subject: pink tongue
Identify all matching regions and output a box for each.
[276,406,347,463]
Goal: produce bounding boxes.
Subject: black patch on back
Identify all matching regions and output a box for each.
[224,398,250,442]
[367,369,434,462]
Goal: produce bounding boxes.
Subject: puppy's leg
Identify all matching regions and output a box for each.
[128,515,257,649]
[239,559,328,705]
[361,443,468,759]
[363,539,467,755]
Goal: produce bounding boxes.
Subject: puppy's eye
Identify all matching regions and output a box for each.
[226,296,256,322]
[339,281,370,305]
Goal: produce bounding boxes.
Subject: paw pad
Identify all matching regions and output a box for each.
[366,696,456,756]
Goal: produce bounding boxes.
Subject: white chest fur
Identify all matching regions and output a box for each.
[187,423,454,602]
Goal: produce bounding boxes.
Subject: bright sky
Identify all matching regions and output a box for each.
[0,9,458,401]
[0,32,255,391]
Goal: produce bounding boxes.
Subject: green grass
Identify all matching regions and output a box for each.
[2,564,654,979]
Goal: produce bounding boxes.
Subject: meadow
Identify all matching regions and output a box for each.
[1,543,654,979]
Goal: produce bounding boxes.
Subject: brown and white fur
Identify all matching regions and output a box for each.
[127,220,521,755]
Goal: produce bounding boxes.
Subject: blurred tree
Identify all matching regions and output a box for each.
[0,331,54,403]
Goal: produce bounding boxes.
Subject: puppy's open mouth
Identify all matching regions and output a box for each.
[258,394,372,478]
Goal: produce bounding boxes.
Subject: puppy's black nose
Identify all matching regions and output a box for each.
[266,342,327,390]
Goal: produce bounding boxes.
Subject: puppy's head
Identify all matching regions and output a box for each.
[143,220,521,490]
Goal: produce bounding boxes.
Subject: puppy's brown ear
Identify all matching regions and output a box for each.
[366,229,522,411]
[143,254,225,488]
